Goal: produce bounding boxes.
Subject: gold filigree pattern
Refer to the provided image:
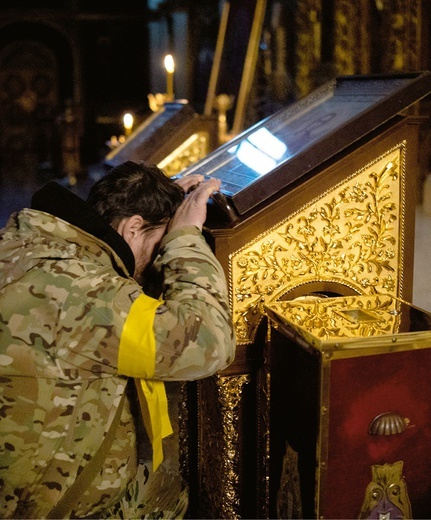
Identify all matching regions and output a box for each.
[383,0,421,73]
[334,0,369,75]
[266,293,402,348]
[256,326,272,518]
[295,0,321,96]
[198,374,251,519]
[230,143,406,344]
[178,381,190,484]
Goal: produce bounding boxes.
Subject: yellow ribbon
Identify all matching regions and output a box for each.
[118,293,173,471]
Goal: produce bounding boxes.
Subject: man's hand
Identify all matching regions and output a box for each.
[173,174,204,193]
[168,178,221,231]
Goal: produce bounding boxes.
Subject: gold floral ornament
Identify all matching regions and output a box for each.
[230,144,405,344]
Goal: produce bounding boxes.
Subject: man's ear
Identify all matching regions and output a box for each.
[116,215,145,244]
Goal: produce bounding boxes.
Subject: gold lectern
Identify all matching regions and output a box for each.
[104,101,218,177]
[178,72,431,518]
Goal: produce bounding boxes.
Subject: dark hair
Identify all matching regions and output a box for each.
[86,161,184,230]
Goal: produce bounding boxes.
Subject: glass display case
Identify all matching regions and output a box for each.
[183,71,431,219]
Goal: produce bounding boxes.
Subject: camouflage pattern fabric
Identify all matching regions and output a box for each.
[151,225,235,380]
[0,209,235,518]
[101,433,189,519]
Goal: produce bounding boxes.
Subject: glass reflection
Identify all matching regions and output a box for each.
[229,127,288,175]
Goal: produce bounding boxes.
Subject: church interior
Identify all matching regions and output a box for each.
[2,0,431,518]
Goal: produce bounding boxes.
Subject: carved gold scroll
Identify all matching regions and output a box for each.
[230,142,407,346]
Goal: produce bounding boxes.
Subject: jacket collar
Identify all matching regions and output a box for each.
[31,181,135,277]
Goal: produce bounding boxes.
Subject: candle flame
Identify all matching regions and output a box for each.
[123,113,133,136]
[123,113,133,130]
[164,54,175,73]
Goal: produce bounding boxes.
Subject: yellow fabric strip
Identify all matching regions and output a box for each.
[118,293,161,378]
[135,379,173,470]
[118,293,173,471]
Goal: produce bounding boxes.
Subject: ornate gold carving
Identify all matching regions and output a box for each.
[295,1,321,97]
[157,131,210,177]
[358,461,412,519]
[332,0,421,76]
[256,325,272,518]
[178,381,190,483]
[334,0,370,75]
[266,294,402,346]
[198,374,251,519]
[230,143,406,344]
[383,0,421,73]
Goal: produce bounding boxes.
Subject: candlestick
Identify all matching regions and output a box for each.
[164,54,175,101]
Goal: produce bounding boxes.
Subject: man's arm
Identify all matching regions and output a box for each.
[153,179,235,379]
[152,224,235,380]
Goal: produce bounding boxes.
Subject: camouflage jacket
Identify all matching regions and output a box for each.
[0,186,235,518]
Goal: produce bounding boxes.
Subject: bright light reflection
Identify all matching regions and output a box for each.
[231,127,288,175]
[237,141,276,175]
[248,127,287,160]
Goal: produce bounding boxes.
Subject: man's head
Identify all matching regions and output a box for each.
[87,161,184,282]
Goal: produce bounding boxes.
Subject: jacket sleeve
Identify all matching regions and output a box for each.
[150,225,236,381]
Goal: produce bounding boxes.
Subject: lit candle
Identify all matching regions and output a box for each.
[123,112,133,136]
[164,54,175,101]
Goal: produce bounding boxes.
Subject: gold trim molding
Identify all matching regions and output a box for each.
[230,142,407,345]
[198,374,251,519]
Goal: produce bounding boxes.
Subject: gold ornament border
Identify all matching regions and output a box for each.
[229,141,407,345]
[196,374,251,519]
